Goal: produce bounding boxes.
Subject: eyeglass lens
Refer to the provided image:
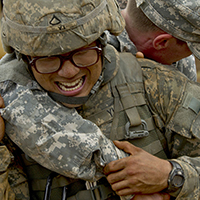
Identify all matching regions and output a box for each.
[35,47,100,74]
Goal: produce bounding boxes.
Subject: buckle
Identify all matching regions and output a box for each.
[85,182,98,200]
[85,181,116,200]
[125,119,149,139]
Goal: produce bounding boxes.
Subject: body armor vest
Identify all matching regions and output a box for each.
[80,46,167,159]
[3,46,168,200]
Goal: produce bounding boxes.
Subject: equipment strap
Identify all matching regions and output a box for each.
[67,183,116,200]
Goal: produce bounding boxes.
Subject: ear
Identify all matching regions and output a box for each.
[153,34,173,50]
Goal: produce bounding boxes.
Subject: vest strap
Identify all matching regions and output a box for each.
[116,84,143,127]
[67,183,115,200]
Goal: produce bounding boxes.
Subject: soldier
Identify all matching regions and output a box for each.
[108,0,198,82]
[0,0,200,200]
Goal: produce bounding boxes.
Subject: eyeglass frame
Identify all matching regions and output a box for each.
[28,46,103,74]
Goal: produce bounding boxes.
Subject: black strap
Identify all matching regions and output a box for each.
[67,183,117,200]
[43,176,117,200]
[48,92,89,105]
[43,172,58,200]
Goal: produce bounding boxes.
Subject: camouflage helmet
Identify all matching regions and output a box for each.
[136,0,200,60]
[1,0,125,57]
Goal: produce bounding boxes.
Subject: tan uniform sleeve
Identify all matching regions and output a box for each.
[0,145,15,200]
[141,59,200,199]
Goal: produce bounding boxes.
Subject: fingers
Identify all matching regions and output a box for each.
[110,180,136,196]
[113,140,139,155]
[104,141,171,195]
[104,141,140,175]
[104,156,126,175]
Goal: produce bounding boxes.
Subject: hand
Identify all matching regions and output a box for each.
[0,95,5,141]
[104,141,172,196]
[131,192,170,200]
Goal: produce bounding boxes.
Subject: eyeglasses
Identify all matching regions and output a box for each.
[28,46,102,74]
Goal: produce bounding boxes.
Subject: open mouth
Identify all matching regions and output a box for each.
[57,77,85,92]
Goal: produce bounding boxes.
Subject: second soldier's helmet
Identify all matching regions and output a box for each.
[1,0,125,57]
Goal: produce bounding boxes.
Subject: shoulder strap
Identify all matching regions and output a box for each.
[110,54,154,139]
[110,55,168,158]
[0,53,33,86]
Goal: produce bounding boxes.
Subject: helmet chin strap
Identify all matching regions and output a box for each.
[48,74,104,105]
[48,92,90,105]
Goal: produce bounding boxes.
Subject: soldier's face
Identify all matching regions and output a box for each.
[31,42,102,108]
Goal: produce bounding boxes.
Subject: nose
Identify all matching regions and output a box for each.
[57,60,80,78]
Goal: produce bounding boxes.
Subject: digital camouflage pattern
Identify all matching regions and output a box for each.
[0,145,15,200]
[1,0,125,56]
[0,143,29,200]
[1,44,200,199]
[0,0,199,199]
[136,0,200,60]
[107,29,197,81]
[0,53,127,181]
[174,55,197,82]
[0,52,131,200]
[7,163,30,200]
[139,58,200,199]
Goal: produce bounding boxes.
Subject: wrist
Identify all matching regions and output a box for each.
[165,160,185,197]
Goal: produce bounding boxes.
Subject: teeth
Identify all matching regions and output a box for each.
[58,78,83,91]
[60,79,81,87]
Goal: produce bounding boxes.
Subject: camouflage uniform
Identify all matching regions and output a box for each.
[1,44,200,199]
[107,0,198,82]
[0,142,29,200]
[0,144,15,200]
[0,0,200,199]
[0,52,127,181]
[0,0,130,199]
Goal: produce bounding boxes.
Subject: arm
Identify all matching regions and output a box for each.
[144,61,200,199]
[104,141,172,196]
[0,82,128,181]
[105,60,200,199]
